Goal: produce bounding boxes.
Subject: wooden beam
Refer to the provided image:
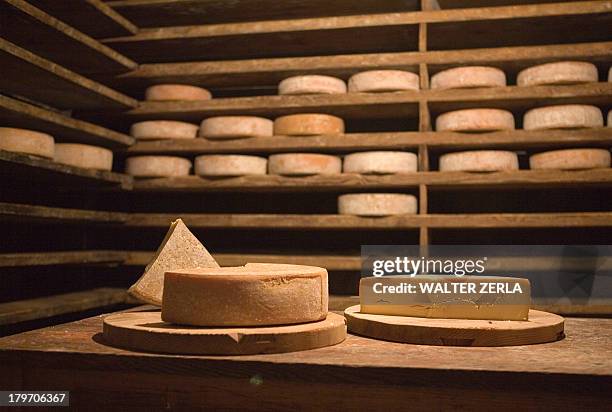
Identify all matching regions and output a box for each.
[0,202,127,224]
[0,251,129,268]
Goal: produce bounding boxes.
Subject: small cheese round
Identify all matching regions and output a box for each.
[54,143,113,171]
[278,75,346,95]
[130,120,199,140]
[274,114,344,136]
[161,263,328,327]
[194,155,267,176]
[523,105,603,130]
[430,66,506,90]
[343,151,418,174]
[125,156,191,177]
[348,70,419,93]
[529,148,611,170]
[0,127,54,159]
[517,61,598,87]
[268,153,341,176]
[338,193,417,216]
[436,108,515,132]
[199,116,273,139]
[439,150,519,172]
[144,84,211,101]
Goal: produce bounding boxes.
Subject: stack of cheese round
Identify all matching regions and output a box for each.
[343,151,418,174]
[194,154,267,176]
[431,66,506,90]
[0,127,54,159]
[439,150,519,172]
[348,70,419,92]
[131,120,199,140]
[278,75,346,95]
[268,153,341,175]
[199,116,273,139]
[338,193,417,216]
[529,148,611,170]
[517,61,598,87]
[125,156,191,177]
[523,105,603,130]
[54,143,113,171]
[274,114,344,136]
[436,108,515,132]
[144,84,211,101]
[161,263,328,327]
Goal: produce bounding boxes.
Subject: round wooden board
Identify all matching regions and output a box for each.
[344,305,564,347]
[102,311,347,355]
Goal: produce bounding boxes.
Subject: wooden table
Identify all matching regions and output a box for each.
[0,308,610,411]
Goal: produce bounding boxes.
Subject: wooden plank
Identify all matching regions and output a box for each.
[0,202,127,224]
[0,251,129,268]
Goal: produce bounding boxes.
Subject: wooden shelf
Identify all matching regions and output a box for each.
[0,202,127,224]
[0,251,128,268]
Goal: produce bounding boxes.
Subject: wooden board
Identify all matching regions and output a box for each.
[102,310,347,355]
[345,305,564,346]
[0,251,128,267]
[0,202,127,224]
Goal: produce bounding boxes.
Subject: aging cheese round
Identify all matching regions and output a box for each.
[517,61,598,87]
[130,120,199,140]
[436,108,515,132]
[161,263,329,327]
[274,114,344,136]
[0,127,54,159]
[199,116,273,139]
[430,66,506,90]
[523,105,603,130]
[144,84,212,101]
[278,75,346,95]
[194,154,267,176]
[54,143,113,171]
[343,151,418,174]
[348,70,419,93]
[529,148,611,170]
[125,156,191,177]
[439,150,519,172]
[338,193,417,216]
[268,153,341,175]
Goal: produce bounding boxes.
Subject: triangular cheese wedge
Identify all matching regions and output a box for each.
[128,218,219,305]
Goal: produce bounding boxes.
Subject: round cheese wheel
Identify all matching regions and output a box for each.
[268,153,341,176]
[348,70,419,93]
[343,151,418,174]
[125,156,191,177]
[278,75,346,95]
[517,61,598,87]
[194,154,267,176]
[436,109,515,132]
[274,114,344,136]
[54,143,113,171]
[130,120,199,140]
[338,193,417,216]
[439,150,519,172]
[523,105,603,130]
[430,66,506,90]
[199,116,273,139]
[144,84,211,101]
[0,127,54,159]
[529,148,611,170]
[161,263,328,327]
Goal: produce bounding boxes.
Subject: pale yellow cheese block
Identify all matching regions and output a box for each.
[199,116,273,139]
[439,150,519,172]
[161,263,328,327]
[128,218,219,306]
[268,153,341,175]
[436,108,515,132]
[130,120,199,140]
[523,105,603,130]
[348,70,419,92]
[274,114,344,136]
[0,127,54,159]
[194,154,267,176]
[54,143,113,171]
[431,66,506,90]
[278,75,346,95]
[125,156,191,177]
[338,193,417,216]
[145,84,212,101]
[517,61,598,87]
[343,151,417,174]
[529,148,611,170]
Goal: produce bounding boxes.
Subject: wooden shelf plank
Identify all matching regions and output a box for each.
[0,202,127,224]
[0,251,129,268]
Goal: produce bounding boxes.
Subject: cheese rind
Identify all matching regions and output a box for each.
[0,127,54,159]
[431,66,506,90]
[439,150,519,172]
[125,156,191,177]
[268,153,341,175]
[517,61,598,87]
[338,193,417,216]
[194,154,267,176]
[523,105,603,130]
[200,116,273,139]
[54,143,113,171]
[530,148,611,170]
[145,84,211,101]
[343,151,417,174]
[348,70,419,92]
[278,75,346,95]
[130,120,199,140]
[436,109,515,132]
[274,114,344,136]
[161,263,328,326]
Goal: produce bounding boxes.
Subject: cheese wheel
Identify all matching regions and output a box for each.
[125,156,191,177]
[194,155,267,176]
[161,263,328,327]
[144,84,211,101]
[200,116,273,139]
[343,151,418,174]
[54,143,113,171]
[278,75,346,95]
[436,109,515,132]
[274,114,344,136]
[268,153,341,175]
[439,150,519,172]
[529,148,611,170]
[130,120,199,140]
[517,61,598,87]
[523,105,603,130]
[338,193,417,216]
[430,66,506,90]
[348,70,419,92]
[0,127,54,159]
